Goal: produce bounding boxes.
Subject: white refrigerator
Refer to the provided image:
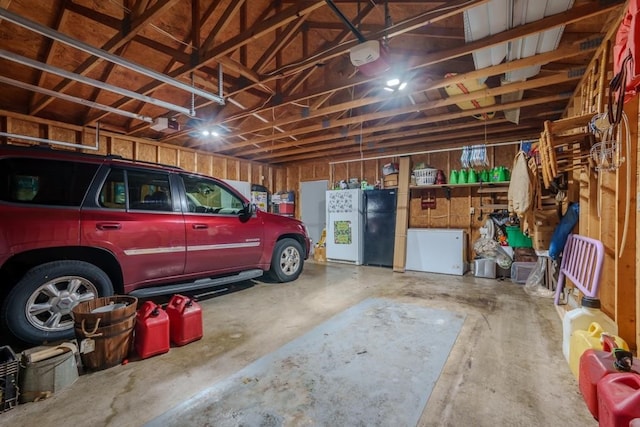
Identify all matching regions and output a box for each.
[326,189,363,265]
[405,228,468,275]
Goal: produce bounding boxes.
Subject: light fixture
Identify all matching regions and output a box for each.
[200,129,221,137]
[384,77,408,92]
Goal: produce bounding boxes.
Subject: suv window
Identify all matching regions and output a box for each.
[100,168,173,211]
[182,174,244,215]
[0,157,98,206]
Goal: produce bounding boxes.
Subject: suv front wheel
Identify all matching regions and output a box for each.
[268,238,304,282]
[1,260,114,344]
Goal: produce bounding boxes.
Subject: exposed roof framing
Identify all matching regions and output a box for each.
[0,0,625,164]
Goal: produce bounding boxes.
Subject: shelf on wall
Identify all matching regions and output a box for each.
[409,182,510,199]
[409,182,510,190]
[480,203,509,210]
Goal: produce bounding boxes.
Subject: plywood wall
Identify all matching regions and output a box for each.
[568,24,639,351]
[0,111,280,194]
[278,145,519,260]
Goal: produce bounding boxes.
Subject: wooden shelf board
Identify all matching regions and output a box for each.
[409,182,510,190]
[477,187,509,194]
[480,204,509,210]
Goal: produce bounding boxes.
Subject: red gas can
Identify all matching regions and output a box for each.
[597,373,640,427]
[166,294,203,346]
[134,301,170,359]
[579,348,640,419]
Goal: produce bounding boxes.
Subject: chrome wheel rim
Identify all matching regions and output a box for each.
[279,246,301,276]
[25,276,98,332]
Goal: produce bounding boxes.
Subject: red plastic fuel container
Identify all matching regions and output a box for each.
[135,301,170,359]
[166,294,203,346]
[597,373,640,427]
[579,337,639,419]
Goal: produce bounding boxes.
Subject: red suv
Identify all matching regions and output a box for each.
[0,145,310,344]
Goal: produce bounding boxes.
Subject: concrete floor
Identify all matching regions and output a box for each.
[2,260,596,426]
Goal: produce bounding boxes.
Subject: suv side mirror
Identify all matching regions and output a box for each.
[239,201,255,222]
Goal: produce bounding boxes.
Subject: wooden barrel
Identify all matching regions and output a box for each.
[71,296,137,330]
[72,296,138,370]
[73,313,135,370]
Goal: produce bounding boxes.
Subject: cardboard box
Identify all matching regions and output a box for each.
[383,173,398,187]
[532,225,555,251]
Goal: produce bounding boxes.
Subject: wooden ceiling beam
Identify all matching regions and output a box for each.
[253,122,533,162]
[241,112,553,161]
[253,17,308,74]
[248,117,528,160]
[303,22,463,39]
[29,0,70,112]
[90,1,225,126]
[194,2,327,67]
[254,0,489,79]
[65,1,120,28]
[132,0,152,17]
[200,0,245,52]
[215,33,598,135]
[29,0,182,115]
[218,71,579,148]
[209,93,569,155]
[269,130,542,164]
[89,2,325,130]
[408,2,623,73]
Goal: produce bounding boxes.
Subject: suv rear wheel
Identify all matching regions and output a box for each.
[1,260,114,344]
[268,238,304,282]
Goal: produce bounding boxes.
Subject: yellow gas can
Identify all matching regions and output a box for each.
[569,322,629,379]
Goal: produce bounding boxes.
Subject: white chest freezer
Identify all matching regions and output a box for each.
[405,228,468,275]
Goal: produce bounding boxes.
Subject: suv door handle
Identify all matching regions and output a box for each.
[96,222,122,230]
[192,224,208,229]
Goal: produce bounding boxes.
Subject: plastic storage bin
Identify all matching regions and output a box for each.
[474,258,496,278]
[510,261,537,284]
[414,168,437,185]
[506,226,533,248]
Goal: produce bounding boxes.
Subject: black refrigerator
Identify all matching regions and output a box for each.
[363,189,397,267]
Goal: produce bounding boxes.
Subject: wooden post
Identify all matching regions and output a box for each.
[393,156,411,272]
[618,97,638,352]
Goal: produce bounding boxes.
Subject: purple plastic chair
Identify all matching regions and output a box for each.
[554,234,604,305]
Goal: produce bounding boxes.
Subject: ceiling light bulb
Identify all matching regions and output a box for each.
[201,130,210,136]
[383,87,394,92]
[398,82,407,90]
[211,131,219,137]
[386,78,400,87]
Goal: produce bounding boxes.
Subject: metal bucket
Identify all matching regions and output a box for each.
[20,345,78,402]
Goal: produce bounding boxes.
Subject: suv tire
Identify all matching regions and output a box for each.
[268,238,304,282]
[1,260,114,344]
